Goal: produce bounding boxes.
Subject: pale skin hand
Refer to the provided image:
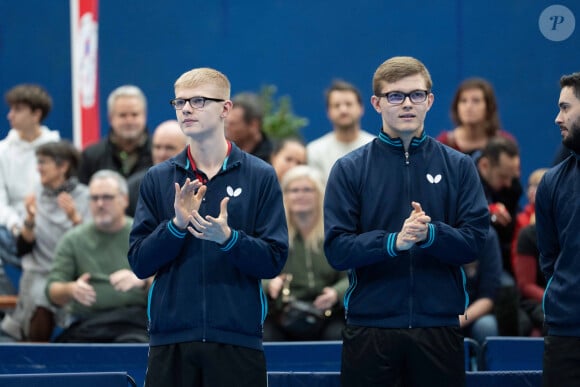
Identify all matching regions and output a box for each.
[188,196,231,245]
[491,202,511,226]
[173,178,232,244]
[72,272,97,306]
[173,178,204,229]
[268,274,286,299]
[313,287,339,311]
[396,201,431,251]
[109,269,148,292]
[24,194,36,224]
[57,192,82,224]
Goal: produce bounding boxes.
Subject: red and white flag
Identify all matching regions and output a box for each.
[70,0,100,149]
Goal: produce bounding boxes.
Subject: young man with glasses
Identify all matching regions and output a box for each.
[324,56,489,387]
[536,72,580,387]
[128,67,288,387]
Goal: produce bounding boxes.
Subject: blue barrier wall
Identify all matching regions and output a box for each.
[0,1,578,183]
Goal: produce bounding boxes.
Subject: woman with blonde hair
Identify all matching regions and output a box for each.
[263,165,347,341]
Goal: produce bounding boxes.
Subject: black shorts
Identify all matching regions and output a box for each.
[341,325,465,387]
[543,335,580,387]
[144,341,266,387]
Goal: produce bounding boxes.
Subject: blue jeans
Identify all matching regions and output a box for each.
[465,314,498,345]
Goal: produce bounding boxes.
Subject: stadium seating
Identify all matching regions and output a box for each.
[481,336,544,371]
[0,337,544,387]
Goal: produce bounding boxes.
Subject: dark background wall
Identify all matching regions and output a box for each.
[0,1,578,186]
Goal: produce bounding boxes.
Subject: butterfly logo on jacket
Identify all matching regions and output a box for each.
[426,174,442,184]
[226,186,242,197]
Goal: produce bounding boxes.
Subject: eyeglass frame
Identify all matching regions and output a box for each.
[89,193,118,203]
[377,89,431,105]
[169,96,225,110]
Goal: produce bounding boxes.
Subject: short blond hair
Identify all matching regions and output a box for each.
[372,56,432,96]
[174,67,230,99]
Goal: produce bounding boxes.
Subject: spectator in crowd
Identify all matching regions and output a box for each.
[536,71,580,387]
[307,80,374,179]
[514,223,545,336]
[437,77,516,156]
[461,226,502,345]
[475,137,522,275]
[126,120,187,216]
[270,137,307,182]
[0,84,60,296]
[129,67,287,386]
[510,168,547,268]
[225,92,273,163]
[46,170,149,342]
[78,85,152,184]
[0,140,89,342]
[475,137,522,337]
[264,165,346,341]
[324,56,489,387]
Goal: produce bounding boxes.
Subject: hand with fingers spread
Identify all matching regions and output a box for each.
[396,201,432,251]
[173,178,204,229]
[188,196,232,244]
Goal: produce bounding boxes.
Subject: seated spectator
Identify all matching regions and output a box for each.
[460,226,502,345]
[78,85,152,184]
[263,165,347,341]
[437,77,516,156]
[514,223,545,336]
[126,120,187,216]
[511,168,548,269]
[0,84,60,295]
[46,170,150,343]
[307,80,374,179]
[0,141,90,342]
[270,137,307,182]
[225,92,273,163]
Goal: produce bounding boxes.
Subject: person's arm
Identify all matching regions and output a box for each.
[514,254,544,302]
[46,231,83,305]
[460,298,494,328]
[219,169,288,279]
[128,171,193,278]
[535,175,559,280]
[514,225,544,302]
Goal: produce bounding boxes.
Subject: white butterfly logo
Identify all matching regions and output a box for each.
[426,174,442,184]
[226,186,242,197]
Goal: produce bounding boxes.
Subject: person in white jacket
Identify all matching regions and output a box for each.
[0,84,59,296]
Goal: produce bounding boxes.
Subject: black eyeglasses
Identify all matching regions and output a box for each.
[378,90,430,105]
[169,96,225,110]
[90,194,117,202]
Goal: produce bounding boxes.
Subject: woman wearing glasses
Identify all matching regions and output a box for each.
[0,140,90,342]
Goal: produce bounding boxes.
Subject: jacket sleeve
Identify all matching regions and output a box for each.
[324,158,393,271]
[221,170,288,279]
[535,175,558,281]
[475,226,502,301]
[127,171,189,279]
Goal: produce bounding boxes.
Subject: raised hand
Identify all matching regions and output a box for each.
[173,178,204,229]
[57,192,82,225]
